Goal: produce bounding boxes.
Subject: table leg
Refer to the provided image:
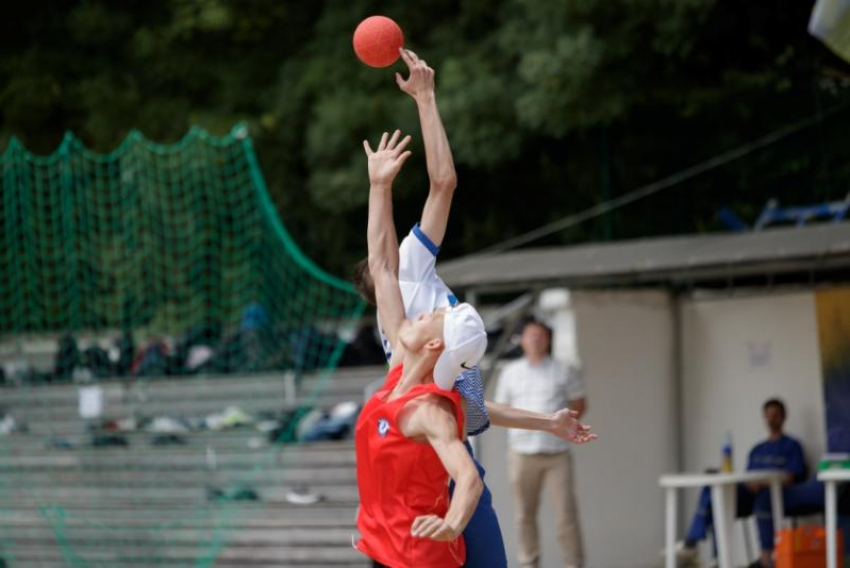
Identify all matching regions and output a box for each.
[712,484,735,568]
[665,487,677,568]
[768,477,784,543]
[826,480,837,568]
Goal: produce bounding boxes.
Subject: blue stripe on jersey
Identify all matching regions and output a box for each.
[412,223,440,256]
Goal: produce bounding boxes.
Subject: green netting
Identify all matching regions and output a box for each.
[0,124,366,566]
[0,123,360,353]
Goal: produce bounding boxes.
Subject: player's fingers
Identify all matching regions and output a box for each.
[417,517,442,538]
[387,129,401,150]
[395,72,406,88]
[410,515,434,534]
[393,135,412,155]
[399,47,414,68]
[410,516,425,535]
[377,132,388,151]
[416,517,443,538]
[411,515,436,536]
[396,150,412,167]
[362,140,373,155]
[405,49,420,64]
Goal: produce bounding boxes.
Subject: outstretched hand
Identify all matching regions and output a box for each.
[363,129,412,187]
[396,48,435,101]
[549,409,597,444]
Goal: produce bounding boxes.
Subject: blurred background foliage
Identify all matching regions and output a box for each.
[2,0,849,275]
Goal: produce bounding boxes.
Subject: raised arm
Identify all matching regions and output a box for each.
[400,396,483,541]
[396,49,457,247]
[364,130,412,352]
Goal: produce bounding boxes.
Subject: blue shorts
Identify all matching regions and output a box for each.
[449,441,508,568]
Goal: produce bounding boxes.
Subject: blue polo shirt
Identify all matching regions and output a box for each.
[747,434,807,483]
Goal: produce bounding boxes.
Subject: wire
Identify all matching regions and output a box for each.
[477,102,849,256]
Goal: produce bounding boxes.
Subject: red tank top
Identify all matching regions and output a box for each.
[355,365,466,568]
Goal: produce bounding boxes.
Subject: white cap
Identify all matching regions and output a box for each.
[433,303,488,391]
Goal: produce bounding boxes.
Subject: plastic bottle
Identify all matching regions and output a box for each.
[721,432,733,473]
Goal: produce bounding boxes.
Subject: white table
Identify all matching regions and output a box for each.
[818,468,850,568]
[660,471,786,568]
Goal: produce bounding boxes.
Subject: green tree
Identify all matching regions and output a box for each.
[1,0,848,277]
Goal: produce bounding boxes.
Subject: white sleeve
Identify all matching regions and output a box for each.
[398,223,440,283]
[565,364,587,400]
[494,366,512,405]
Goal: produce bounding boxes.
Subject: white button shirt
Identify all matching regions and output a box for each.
[495,356,586,454]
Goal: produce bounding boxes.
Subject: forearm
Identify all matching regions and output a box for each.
[486,400,553,432]
[416,95,456,191]
[415,401,483,538]
[367,183,406,342]
[367,183,399,275]
[443,469,482,535]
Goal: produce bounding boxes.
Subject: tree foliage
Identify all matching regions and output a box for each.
[2,0,848,275]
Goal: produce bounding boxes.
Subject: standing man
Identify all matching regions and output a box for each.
[495,318,588,568]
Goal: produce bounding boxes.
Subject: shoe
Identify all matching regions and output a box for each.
[146,416,188,433]
[285,486,322,505]
[660,541,698,567]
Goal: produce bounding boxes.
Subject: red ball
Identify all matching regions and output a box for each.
[353,16,404,68]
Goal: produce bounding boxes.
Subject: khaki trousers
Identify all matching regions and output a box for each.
[509,449,584,568]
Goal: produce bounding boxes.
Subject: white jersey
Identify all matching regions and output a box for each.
[377,224,490,436]
[378,223,457,360]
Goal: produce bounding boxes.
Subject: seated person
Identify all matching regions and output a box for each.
[677,398,823,568]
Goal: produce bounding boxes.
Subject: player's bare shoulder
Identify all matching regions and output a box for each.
[398,393,457,440]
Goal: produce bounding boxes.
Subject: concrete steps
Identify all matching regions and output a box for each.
[0,366,385,566]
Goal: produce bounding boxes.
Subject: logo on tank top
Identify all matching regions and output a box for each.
[377,418,390,437]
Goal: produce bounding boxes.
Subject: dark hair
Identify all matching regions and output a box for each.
[763,398,786,417]
[522,317,552,339]
[521,317,553,355]
[353,258,376,306]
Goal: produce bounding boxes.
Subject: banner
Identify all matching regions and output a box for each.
[815,288,850,452]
